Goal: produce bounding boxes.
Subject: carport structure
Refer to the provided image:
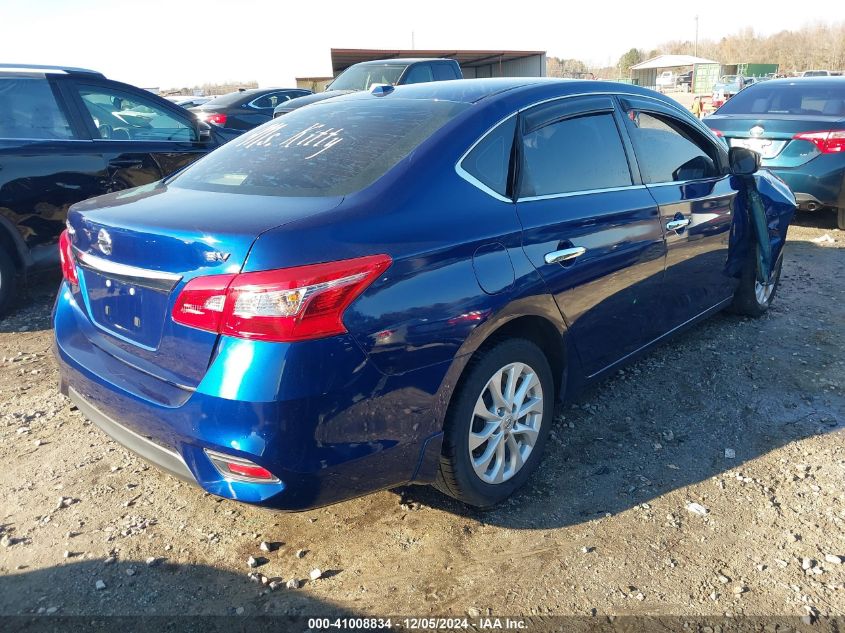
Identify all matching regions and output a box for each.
[629,54,719,91]
[330,48,546,80]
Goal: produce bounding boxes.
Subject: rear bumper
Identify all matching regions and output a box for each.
[65,385,194,482]
[767,157,845,210]
[54,283,449,510]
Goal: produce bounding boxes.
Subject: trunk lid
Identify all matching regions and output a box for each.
[67,182,342,389]
[705,114,845,166]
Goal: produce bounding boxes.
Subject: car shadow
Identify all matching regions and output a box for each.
[397,237,844,529]
[0,559,355,628]
[791,208,839,230]
[0,273,59,334]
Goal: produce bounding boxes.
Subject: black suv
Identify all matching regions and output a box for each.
[0,64,222,314]
[273,58,463,117]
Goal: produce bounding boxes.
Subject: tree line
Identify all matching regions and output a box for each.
[549,22,845,79]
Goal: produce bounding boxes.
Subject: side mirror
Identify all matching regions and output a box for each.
[729,147,760,176]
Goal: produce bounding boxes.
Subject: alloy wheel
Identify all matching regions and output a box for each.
[468,362,544,484]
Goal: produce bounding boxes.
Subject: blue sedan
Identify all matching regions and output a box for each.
[53,79,795,510]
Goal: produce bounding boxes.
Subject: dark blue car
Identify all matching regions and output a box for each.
[54,79,795,510]
[706,77,845,229]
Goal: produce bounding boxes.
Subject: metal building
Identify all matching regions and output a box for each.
[629,54,720,91]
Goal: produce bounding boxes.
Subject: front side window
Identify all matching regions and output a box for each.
[433,64,458,81]
[77,85,197,142]
[626,111,719,183]
[403,64,434,85]
[0,76,75,140]
[172,98,469,197]
[460,116,516,197]
[519,113,632,198]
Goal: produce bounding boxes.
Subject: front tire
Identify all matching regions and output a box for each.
[435,338,554,508]
[729,240,783,317]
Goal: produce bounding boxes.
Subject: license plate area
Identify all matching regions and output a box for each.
[729,137,786,159]
[82,270,169,349]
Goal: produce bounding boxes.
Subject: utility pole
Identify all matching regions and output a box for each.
[694,15,699,57]
[411,31,415,50]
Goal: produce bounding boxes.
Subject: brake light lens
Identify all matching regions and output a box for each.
[172,254,391,342]
[58,230,78,285]
[793,130,845,154]
[204,112,227,127]
[709,128,724,137]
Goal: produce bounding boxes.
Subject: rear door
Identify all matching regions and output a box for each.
[0,72,107,268]
[619,97,737,330]
[63,79,208,192]
[234,90,309,130]
[515,96,666,376]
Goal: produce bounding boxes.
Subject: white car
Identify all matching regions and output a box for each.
[655,71,677,89]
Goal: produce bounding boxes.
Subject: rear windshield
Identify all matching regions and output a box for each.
[171,98,469,197]
[717,82,845,116]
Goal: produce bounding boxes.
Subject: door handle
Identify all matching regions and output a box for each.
[666,218,690,231]
[544,246,586,265]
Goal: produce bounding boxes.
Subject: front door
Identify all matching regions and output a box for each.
[619,98,738,331]
[65,81,208,194]
[515,96,666,377]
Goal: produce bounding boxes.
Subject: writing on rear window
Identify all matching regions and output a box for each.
[237,121,344,159]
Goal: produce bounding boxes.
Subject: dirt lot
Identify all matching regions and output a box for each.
[0,212,843,622]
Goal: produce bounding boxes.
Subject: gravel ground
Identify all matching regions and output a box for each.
[0,212,843,621]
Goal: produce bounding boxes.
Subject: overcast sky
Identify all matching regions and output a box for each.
[1,0,839,89]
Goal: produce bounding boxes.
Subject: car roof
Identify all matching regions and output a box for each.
[764,77,845,85]
[338,77,681,106]
[353,58,455,66]
[0,63,104,77]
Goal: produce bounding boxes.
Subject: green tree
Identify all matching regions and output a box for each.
[617,48,644,74]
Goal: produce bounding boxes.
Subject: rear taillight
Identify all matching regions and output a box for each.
[205,112,227,127]
[793,130,845,154]
[172,254,391,343]
[709,128,724,137]
[58,230,78,285]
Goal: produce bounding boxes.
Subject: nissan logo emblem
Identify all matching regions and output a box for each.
[97,229,112,256]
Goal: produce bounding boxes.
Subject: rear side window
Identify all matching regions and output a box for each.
[460,116,516,197]
[172,98,469,197]
[0,77,75,140]
[626,111,719,183]
[717,83,845,116]
[403,64,434,85]
[251,92,293,109]
[434,64,459,81]
[77,85,197,142]
[519,113,632,198]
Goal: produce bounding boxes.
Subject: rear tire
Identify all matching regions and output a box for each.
[729,240,783,318]
[837,207,844,231]
[0,249,17,317]
[434,338,554,508]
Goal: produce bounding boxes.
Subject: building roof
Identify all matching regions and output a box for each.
[330,48,545,73]
[630,55,719,70]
